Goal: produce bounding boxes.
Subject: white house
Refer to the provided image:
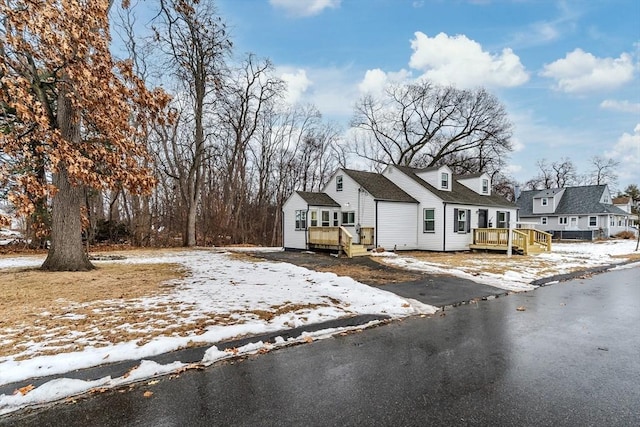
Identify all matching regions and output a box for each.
[283,167,521,254]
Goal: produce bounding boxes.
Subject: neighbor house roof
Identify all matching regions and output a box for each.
[517,185,629,216]
[613,196,631,205]
[533,188,564,198]
[296,191,340,207]
[342,169,417,203]
[393,166,516,208]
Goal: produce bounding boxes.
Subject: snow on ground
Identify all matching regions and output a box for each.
[0,249,436,415]
[378,240,639,292]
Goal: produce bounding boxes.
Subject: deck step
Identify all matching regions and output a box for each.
[348,244,369,257]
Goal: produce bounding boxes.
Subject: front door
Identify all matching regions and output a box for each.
[478,209,488,228]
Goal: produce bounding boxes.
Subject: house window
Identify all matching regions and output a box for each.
[589,216,597,227]
[482,179,489,194]
[497,211,510,228]
[310,210,318,227]
[341,211,355,226]
[336,176,343,191]
[423,208,435,233]
[453,208,470,233]
[541,217,548,225]
[618,218,623,226]
[295,210,307,230]
[321,210,330,227]
[610,217,615,227]
[333,211,339,226]
[559,217,568,225]
[441,173,449,189]
[541,198,548,206]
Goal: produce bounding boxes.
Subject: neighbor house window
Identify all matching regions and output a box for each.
[336,175,343,191]
[423,209,435,232]
[559,217,568,225]
[482,179,489,194]
[589,216,597,227]
[310,210,318,227]
[441,173,449,189]
[541,198,548,206]
[610,217,615,227]
[295,210,307,230]
[541,217,548,225]
[497,211,510,228]
[341,211,355,225]
[454,209,470,233]
[618,219,624,226]
[321,210,330,227]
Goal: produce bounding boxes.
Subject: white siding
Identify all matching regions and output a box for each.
[282,193,308,250]
[384,166,445,250]
[377,202,418,250]
[457,174,491,195]
[324,171,376,240]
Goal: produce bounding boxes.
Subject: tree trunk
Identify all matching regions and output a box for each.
[41,82,94,271]
[41,167,94,271]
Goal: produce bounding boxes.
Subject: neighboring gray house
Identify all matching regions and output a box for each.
[516,185,633,239]
[283,167,519,252]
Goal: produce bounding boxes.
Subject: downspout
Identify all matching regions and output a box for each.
[375,200,379,247]
[305,205,309,249]
[443,202,448,251]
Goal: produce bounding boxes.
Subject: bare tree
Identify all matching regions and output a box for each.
[524,158,578,190]
[350,81,513,175]
[154,0,231,246]
[587,155,619,187]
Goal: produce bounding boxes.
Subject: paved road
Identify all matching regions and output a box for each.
[4,266,639,426]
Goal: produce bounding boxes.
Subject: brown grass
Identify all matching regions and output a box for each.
[0,262,193,359]
[312,263,421,285]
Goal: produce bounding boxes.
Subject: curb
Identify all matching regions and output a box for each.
[0,314,389,397]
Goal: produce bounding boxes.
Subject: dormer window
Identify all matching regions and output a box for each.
[541,198,548,206]
[441,173,449,189]
[336,175,343,191]
[482,179,489,194]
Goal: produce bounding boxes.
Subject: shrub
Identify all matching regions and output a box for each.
[615,230,636,240]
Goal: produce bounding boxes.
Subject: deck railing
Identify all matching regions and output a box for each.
[472,228,551,254]
[359,227,375,246]
[308,226,340,245]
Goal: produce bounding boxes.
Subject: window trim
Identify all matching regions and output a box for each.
[321,210,330,227]
[541,198,548,206]
[310,210,318,227]
[453,208,471,234]
[588,216,597,227]
[423,208,435,233]
[541,217,548,225]
[482,179,489,194]
[336,175,343,191]
[558,216,568,225]
[496,211,510,229]
[441,172,449,189]
[295,210,307,230]
[333,211,339,226]
[341,211,355,226]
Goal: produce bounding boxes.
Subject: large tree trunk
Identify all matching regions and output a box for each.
[41,167,94,271]
[41,83,94,271]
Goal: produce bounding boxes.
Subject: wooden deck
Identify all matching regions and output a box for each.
[307,226,374,258]
[470,228,552,255]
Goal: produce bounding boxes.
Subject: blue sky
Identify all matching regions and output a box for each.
[145,0,640,191]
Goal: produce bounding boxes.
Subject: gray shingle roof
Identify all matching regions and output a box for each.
[342,169,418,203]
[516,185,629,216]
[296,191,340,207]
[394,166,516,208]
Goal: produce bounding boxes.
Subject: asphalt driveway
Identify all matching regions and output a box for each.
[252,250,507,308]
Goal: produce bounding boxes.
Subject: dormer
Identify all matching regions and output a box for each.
[599,186,612,204]
[532,188,565,214]
[457,173,492,196]
[415,165,453,192]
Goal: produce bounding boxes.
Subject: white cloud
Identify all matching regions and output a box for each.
[280,69,312,105]
[269,0,340,17]
[408,32,529,88]
[600,99,640,114]
[358,68,412,95]
[605,124,640,184]
[540,49,635,93]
